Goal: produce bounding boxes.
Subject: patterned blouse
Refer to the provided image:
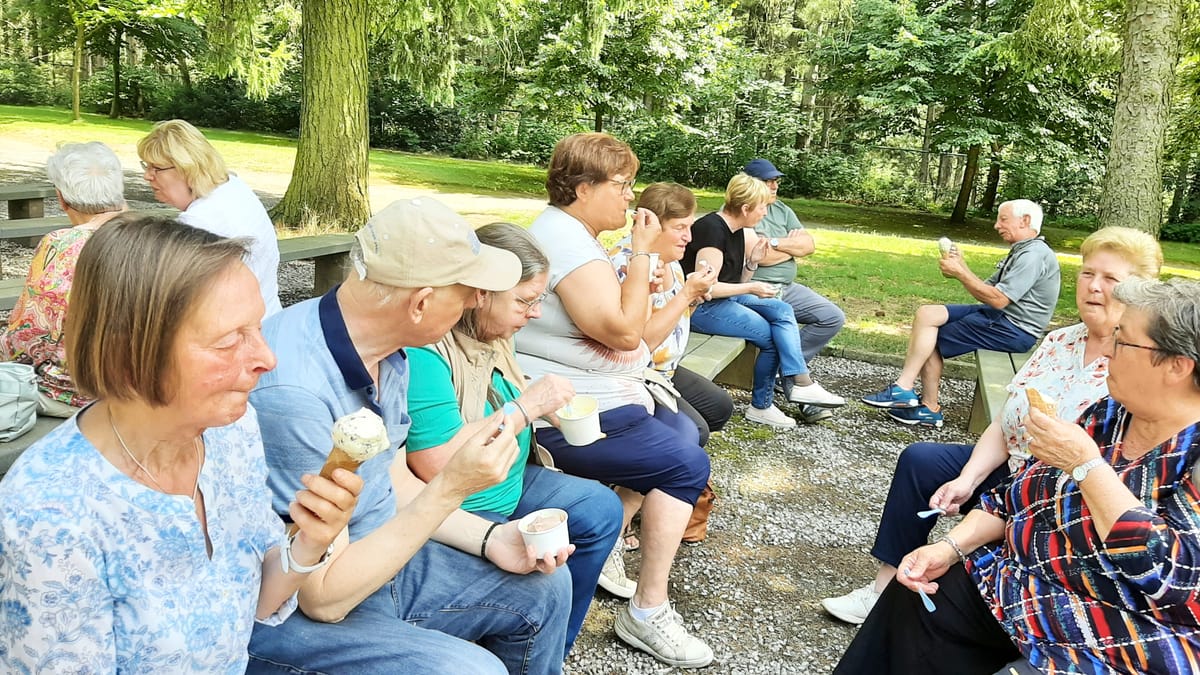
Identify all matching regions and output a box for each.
[0,226,94,407]
[0,406,294,673]
[609,237,692,376]
[969,397,1200,674]
[1002,323,1109,468]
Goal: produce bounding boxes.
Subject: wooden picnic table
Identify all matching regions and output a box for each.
[0,184,59,219]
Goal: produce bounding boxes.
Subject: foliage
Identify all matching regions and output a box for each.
[0,59,64,105]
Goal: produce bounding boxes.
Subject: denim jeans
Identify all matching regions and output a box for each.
[691,294,808,409]
[246,538,572,675]
[497,465,622,656]
[779,282,845,364]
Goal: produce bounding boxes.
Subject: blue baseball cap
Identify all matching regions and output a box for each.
[743,158,784,180]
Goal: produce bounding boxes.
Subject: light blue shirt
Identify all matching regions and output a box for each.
[251,289,410,541]
[0,406,292,673]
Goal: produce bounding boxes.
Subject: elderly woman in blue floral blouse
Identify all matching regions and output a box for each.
[0,215,359,672]
[836,277,1200,675]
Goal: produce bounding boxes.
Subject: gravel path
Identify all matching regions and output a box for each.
[2,165,979,674]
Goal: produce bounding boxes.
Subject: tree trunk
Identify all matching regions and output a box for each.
[937,152,954,190]
[593,106,603,133]
[917,104,936,185]
[271,0,370,229]
[980,143,1002,213]
[1167,155,1190,223]
[109,24,123,118]
[176,54,193,96]
[950,144,981,224]
[72,22,83,122]
[1097,0,1183,235]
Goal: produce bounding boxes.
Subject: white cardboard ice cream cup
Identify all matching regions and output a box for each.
[517,508,569,558]
[556,395,605,446]
[648,253,661,282]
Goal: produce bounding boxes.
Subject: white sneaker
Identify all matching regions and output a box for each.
[615,602,714,668]
[745,404,796,428]
[788,381,846,407]
[821,583,880,625]
[597,538,637,598]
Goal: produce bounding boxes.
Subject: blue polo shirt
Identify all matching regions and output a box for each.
[251,287,411,541]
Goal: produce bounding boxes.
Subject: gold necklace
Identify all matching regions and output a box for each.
[109,408,201,501]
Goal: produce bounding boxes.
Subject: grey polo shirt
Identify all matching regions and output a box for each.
[987,236,1061,337]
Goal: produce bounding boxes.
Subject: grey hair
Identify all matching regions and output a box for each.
[1113,277,1200,389]
[1001,199,1044,233]
[457,223,548,339]
[46,142,126,215]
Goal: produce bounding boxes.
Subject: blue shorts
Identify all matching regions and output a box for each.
[936,304,1036,359]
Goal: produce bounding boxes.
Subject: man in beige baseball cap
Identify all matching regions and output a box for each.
[247,197,573,673]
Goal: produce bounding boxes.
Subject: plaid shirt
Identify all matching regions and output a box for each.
[969,397,1200,674]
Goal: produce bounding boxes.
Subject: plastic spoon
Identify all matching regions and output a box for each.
[917,508,946,519]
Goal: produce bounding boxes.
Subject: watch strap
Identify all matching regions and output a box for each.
[1071,457,1106,482]
[281,531,335,574]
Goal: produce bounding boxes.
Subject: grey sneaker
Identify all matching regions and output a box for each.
[821,583,880,625]
[745,404,796,428]
[615,602,714,668]
[597,538,636,598]
[799,404,834,424]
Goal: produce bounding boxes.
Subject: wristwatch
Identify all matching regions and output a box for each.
[1071,457,1106,482]
[280,531,336,574]
[769,238,780,249]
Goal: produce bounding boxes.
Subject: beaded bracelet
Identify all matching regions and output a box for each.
[941,534,968,565]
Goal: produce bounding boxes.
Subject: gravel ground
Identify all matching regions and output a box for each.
[2,171,979,674]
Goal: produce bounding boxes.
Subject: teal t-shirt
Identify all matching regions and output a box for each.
[751,200,805,284]
[405,347,532,516]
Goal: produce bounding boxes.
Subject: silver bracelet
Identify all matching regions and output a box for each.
[511,399,533,427]
[941,534,968,565]
[631,251,653,261]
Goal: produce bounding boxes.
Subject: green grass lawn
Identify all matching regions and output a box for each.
[5,103,1199,356]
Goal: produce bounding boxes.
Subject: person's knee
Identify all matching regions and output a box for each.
[708,391,734,432]
[896,442,943,476]
[913,304,948,328]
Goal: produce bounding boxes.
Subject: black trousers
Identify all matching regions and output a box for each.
[834,564,1021,675]
[671,366,734,448]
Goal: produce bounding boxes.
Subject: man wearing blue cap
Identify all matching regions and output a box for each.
[742,158,847,424]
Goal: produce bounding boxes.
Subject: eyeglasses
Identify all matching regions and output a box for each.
[516,292,548,312]
[608,179,636,194]
[140,161,175,176]
[1112,326,1169,355]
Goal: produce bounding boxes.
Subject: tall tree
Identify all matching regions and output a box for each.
[1098,0,1185,234]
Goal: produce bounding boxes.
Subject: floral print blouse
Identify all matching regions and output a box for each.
[1,226,94,407]
[0,406,293,673]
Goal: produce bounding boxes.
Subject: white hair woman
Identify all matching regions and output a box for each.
[1,141,127,416]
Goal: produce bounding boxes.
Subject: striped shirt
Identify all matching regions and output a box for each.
[969,397,1200,674]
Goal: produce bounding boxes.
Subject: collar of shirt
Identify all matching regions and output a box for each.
[317,286,406,416]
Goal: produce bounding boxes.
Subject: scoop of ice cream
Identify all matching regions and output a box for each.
[938,237,954,257]
[331,408,389,461]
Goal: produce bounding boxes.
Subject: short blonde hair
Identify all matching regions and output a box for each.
[66,213,249,406]
[1080,226,1163,280]
[545,133,640,207]
[724,172,770,213]
[137,119,229,199]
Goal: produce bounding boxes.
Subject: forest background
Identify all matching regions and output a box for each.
[0,0,1195,239]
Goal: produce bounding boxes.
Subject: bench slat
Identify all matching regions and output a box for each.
[681,333,747,381]
[0,184,58,201]
[968,348,1035,434]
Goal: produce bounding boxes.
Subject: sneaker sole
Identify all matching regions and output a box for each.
[788,396,846,408]
[614,618,715,668]
[886,412,944,428]
[860,397,920,409]
[820,599,868,625]
[745,414,796,428]
[801,411,834,424]
[597,574,636,599]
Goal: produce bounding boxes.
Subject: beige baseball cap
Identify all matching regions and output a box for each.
[353,197,521,291]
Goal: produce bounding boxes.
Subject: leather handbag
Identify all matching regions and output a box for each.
[643,367,681,414]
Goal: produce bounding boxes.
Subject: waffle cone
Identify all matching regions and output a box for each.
[1026,388,1056,417]
[318,447,365,480]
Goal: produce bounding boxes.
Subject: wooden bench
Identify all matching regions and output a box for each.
[0,209,177,242]
[0,184,59,219]
[679,332,754,390]
[967,348,1036,434]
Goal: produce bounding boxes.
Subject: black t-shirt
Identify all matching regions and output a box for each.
[682,212,744,284]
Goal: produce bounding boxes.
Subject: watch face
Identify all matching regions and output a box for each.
[770,238,779,248]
